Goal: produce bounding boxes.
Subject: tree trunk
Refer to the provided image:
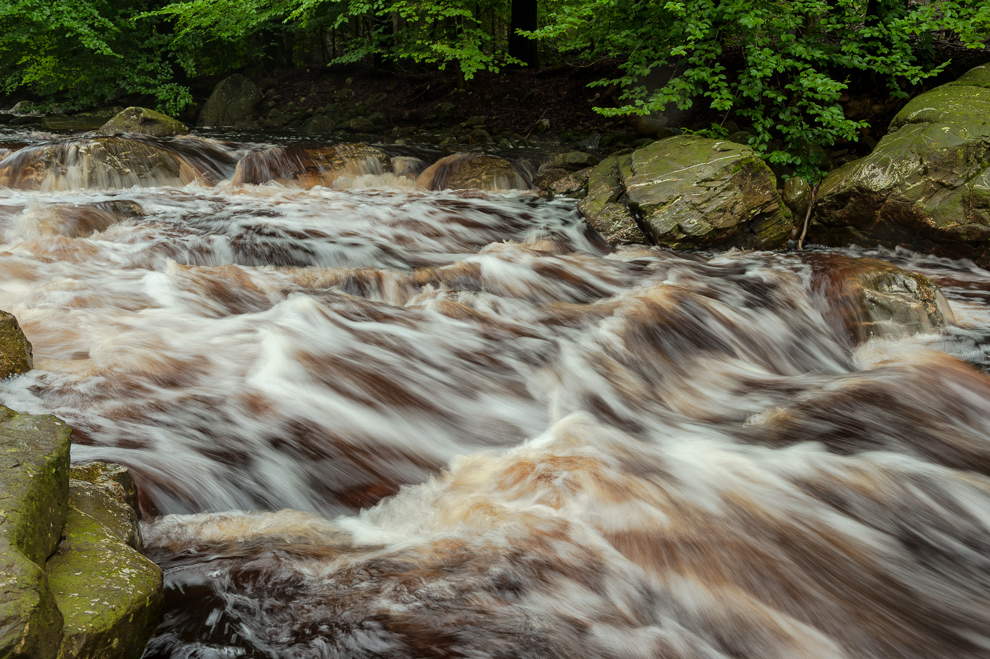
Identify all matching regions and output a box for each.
[508,0,539,67]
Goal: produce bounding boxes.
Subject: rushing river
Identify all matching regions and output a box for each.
[2,130,990,658]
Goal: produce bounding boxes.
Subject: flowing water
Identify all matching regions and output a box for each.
[2,130,990,658]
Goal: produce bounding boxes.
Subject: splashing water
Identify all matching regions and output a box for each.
[2,132,990,658]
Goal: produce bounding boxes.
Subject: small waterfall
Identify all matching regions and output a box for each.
[0,136,236,190]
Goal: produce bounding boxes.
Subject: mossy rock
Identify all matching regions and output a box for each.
[578,137,792,249]
[811,63,990,263]
[0,407,72,658]
[0,311,32,379]
[47,485,163,659]
[98,107,188,138]
[625,136,791,249]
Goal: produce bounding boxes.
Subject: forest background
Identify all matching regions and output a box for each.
[1,0,989,179]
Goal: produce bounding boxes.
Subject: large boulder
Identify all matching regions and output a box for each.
[98,107,189,138]
[416,153,530,191]
[805,254,955,344]
[810,64,990,263]
[579,136,792,249]
[0,310,32,379]
[198,74,262,128]
[0,407,71,658]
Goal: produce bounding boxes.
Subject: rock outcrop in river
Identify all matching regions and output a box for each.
[810,63,990,264]
[98,107,189,138]
[0,406,162,659]
[580,135,793,248]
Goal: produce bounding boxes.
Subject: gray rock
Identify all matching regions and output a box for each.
[198,74,262,128]
[783,176,812,219]
[578,154,648,245]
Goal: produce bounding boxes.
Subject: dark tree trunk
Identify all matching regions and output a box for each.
[508,0,539,68]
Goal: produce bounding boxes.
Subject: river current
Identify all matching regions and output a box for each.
[2,130,990,658]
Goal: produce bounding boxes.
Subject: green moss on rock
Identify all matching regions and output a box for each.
[0,407,71,658]
[47,496,163,659]
[98,107,189,138]
[0,311,32,379]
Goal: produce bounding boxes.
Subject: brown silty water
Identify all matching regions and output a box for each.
[2,131,990,658]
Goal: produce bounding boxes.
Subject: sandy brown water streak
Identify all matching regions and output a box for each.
[1,133,990,657]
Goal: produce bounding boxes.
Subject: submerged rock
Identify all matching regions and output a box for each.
[198,74,262,128]
[0,407,71,658]
[806,254,955,344]
[579,136,792,249]
[416,153,530,191]
[232,143,391,188]
[0,310,32,378]
[98,107,189,138]
[30,200,144,238]
[810,64,990,264]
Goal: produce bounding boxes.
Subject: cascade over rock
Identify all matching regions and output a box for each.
[810,64,990,264]
[580,136,792,249]
[232,144,391,188]
[0,136,235,190]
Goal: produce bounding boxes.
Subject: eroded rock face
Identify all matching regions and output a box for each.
[579,137,792,249]
[232,144,391,188]
[198,74,262,128]
[810,64,990,264]
[0,406,71,659]
[0,310,32,378]
[416,153,530,191]
[98,107,189,138]
[805,254,955,344]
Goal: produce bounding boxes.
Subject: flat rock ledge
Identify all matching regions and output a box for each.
[0,406,162,659]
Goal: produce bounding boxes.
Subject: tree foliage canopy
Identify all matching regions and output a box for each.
[1,0,987,178]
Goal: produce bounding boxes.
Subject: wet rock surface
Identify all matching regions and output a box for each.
[810,64,990,264]
[48,481,162,659]
[198,74,262,129]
